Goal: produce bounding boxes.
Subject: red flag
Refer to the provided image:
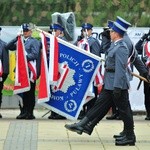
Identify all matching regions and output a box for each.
[13,36,30,94]
[145,41,150,68]
[37,32,50,103]
[145,41,150,57]
[0,60,3,81]
[49,34,59,84]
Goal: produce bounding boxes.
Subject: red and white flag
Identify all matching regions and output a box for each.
[37,32,50,103]
[49,34,59,84]
[0,60,3,81]
[144,41,150,75]
[13,35,30,94]
[94,66,103,86]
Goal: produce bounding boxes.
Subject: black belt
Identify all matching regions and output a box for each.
[105,68,115,72]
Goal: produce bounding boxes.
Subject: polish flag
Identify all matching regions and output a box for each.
[49,34,59,84]
[13,35,30,94]
[144,41,150,70]
[37,32,50,103]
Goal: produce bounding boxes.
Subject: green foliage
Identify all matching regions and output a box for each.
[0,0,149,27]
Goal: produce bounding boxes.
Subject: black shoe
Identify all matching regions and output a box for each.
[78,110,85,120]
[106,114,120,120]
[25,114,35,120]
[65,117,89,135]
[113,131,125,138]
[115,135,135,146]
[53,114,66,120]
[145,116,150,120]
[48,114,55,119]
[83,124,93,135]
[16,112,28,119]
[116,134,136,142]
[116,116,121,120]
[0,113,2,118]
[65,123,83,135]
[48,114,66,119]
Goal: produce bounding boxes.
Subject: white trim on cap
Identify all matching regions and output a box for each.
[114,22,127,32]
[117,16,131,26]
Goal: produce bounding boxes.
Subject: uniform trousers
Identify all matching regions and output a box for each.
[84,86,98,113]
[22,82,36,115]
[86,88,134,131]
[144,81,150,116]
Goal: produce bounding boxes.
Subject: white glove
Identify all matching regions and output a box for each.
[17,29,23,36]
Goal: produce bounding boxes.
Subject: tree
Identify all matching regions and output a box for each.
[0,0,149,27]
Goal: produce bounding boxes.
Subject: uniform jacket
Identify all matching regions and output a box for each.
[104,39,130,90]
[0,39,9,75]
[100,34,111,54]
[124,33,147,75]
[6,36,41,78]
[87,36,102,57]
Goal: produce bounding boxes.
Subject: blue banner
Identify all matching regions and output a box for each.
[41,39,101,120]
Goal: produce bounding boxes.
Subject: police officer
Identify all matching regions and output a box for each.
[91,16,149,141]
[6,23,41,119]
[48,23,67,119]
[99,20,121,120]
[65,21,136,146]
[76,23,102,119]
[105,17,149,120]
[135,29,150,120]
[0,27,9,118]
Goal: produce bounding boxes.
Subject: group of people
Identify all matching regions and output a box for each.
[0,15,150,146]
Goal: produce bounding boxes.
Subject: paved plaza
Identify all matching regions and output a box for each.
[0,108,150,150]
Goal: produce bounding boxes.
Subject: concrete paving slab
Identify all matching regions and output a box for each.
[0,109,150,150]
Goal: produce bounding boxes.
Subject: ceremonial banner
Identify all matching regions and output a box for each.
[40,38,101,120]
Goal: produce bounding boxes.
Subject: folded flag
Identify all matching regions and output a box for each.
[49,34,59,84]
[13,35,30,94]
[37,32,50,103]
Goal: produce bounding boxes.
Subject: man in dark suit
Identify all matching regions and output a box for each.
[0,27,9,118]
[65,20,136,146]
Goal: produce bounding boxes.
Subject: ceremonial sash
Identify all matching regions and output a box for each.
[13,35,30,94]
[37,32,50,103]
[127,45,135,71]
[28,60,37,82]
